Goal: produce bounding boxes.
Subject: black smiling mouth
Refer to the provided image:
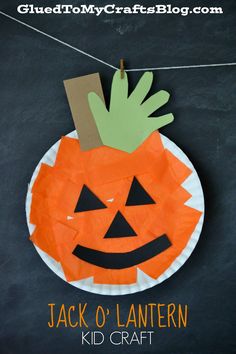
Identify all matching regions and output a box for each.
[72,180,172,269]
[72,234,171,269]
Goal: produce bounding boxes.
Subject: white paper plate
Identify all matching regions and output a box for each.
[25,131,204,295]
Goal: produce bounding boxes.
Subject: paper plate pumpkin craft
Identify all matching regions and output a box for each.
[26,70,204,295]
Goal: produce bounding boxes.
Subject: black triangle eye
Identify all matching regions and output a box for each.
[125,177,156,206]
[74,185,107,212]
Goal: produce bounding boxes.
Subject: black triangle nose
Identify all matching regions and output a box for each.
[104,211,137,238]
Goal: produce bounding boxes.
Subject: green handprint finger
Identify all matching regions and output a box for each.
[110,70,128,110]
[146,113,174,133]
[129,71,153,104]
[141,90,170,117]
[88,92,108,126]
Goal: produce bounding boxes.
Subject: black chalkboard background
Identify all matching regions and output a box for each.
[0,1,235,353]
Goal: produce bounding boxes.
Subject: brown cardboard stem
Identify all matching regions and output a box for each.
[63,73,104,150]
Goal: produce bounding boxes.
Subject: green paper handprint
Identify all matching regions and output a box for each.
[88,70,174,153]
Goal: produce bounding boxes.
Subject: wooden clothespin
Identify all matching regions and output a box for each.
[120,59,125,79]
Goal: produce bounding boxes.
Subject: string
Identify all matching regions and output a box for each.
[1,10,236,72]
[126,62,236,71]
[0,11,117,70]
